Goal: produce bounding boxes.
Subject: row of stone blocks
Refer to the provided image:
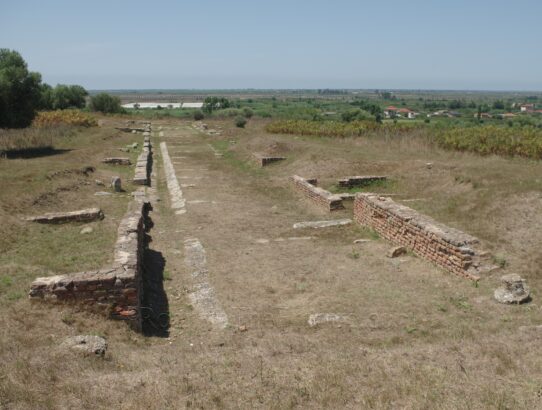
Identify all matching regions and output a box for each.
[133,125,152,185]
[29,196,151,331]
[290,175,344,212]
[353,193,496,280]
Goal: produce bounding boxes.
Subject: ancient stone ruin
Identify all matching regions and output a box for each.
[354,193,497,280]
[133,131,152,185]
[252,153,286,167]
[494,274,530,304]
[102,157,131,166]
[25,208,104,224]
[290,175,344,212]
[29,123,154,331]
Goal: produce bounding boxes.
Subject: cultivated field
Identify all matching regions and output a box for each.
[1,116,542,409]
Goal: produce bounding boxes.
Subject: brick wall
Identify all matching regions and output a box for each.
[252,154,286,167]
[354,193,495,280]
[29,198,151,331]
[290,175,344,212]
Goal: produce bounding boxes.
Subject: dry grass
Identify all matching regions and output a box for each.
[2,118,542,409]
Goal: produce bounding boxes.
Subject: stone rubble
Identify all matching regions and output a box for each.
[494,274,530,304]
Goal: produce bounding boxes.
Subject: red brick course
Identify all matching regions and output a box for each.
[354,193,495,280]
[290,175,344,212]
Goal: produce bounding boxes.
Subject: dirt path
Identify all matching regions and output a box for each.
[134,123,542,408]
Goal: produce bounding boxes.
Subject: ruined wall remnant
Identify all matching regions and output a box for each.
[29,197,151,330]
[133,131,152,185]
[353,193,496,280]
[25,208,104,224]
[290,175,344,212]
[252,154,286,167]
[338,176,387,189]
[29,123,154,331]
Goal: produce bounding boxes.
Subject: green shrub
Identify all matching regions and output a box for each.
[193,110,204,121]
[235,116,247,128]
[243,107,254,118]
[89,93,122,113]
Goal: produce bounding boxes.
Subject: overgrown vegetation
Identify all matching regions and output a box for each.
[32,110,97,128]
[0,127,71,155]
[434,125,542,159]
[265,119,418,138]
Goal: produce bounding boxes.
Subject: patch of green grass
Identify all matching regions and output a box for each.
[329,179,397,194]
[163,270,172,281]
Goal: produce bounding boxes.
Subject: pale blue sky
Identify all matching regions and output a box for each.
[1,0,540,90]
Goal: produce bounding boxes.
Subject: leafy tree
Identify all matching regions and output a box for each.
[52,84,88,109]
[203,97,230,113]
[492,100,505,110]
[89,93,122,113]
[0,49,43,128]
[38,83,54,110]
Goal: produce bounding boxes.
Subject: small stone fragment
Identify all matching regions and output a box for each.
[111,176,122,192]
[308,313,347,327]
[80,226,93,234]
[494,274,530,304]
[353,239,371,244]
[60,335,107,357]
[95,179,105,186]
[387,246,407,258]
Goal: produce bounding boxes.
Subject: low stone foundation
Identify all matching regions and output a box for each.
[338,176,387,188]
[25,208,104,224]
[29,195,151,331]
[102,157,131,166]
[353,193,496,280]
[133,133,152,185]
[290,175,344,212]
[252,154,286,167]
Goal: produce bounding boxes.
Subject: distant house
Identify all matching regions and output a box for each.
[396,108,417,119]
[520,103,535,112]
[428,110,460,118]
[385,106,417,119]
[383,106,398,118]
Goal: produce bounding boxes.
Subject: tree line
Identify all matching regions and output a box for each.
[0,49,122,128]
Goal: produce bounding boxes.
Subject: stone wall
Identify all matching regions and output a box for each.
[290,175,344,212]
[133,128,152,185]
[29,122,154,331]
[29,197,151,331]
[252,154,286,167]
[353,193,495,280]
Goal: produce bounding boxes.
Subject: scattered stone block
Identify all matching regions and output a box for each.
[94,191,112,196]
[387,246,407,258]
[353,239,371,244]
[25,208,104,224]
[308,313,347,327]
[102,157,131,165]
[293,219,352,229]
[111,176,122,192]
[80,226,93,234]
[95,179,105,186]
[338,176,387,189]
[494,274,530,304]
[60,335,107,357]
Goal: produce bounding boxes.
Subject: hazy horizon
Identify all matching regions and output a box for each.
[2,0,541,91]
